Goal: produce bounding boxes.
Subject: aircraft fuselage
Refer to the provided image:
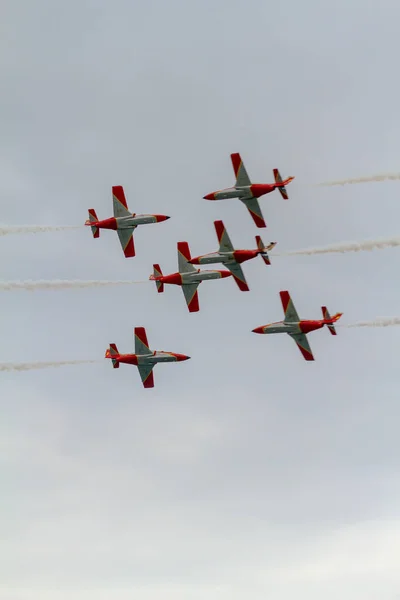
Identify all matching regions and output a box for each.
[190,249,261,266]
[113,351,190,366]
[153,269,232,287]
[205,184,278,201]
[254,320,327,335]
[90,214,169,231]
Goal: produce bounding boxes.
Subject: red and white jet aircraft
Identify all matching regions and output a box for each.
[105,327,190,388]
[203,153,294,228]
[86,186,170,258]
[150,241,232,312]
[252,291,343,361]
[189,220,276,291]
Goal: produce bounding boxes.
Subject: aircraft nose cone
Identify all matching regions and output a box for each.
[252,326,264,334]
[176,353,190,361]
[220,270,232,279]
[203,192,215,200]
[155,215,170,222]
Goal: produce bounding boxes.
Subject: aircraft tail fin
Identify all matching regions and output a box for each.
[86,208,99,238]
[151,264,164,293]
[105,343,120,367]
[321,306,342,335]
[273,168,294,200]
[255,235,274,265]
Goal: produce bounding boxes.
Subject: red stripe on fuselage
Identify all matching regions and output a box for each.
[232,249,258,264]
[118,354,139,366]
[158,272,183,286]
[250,183,276,197]
[97,217,118,230]
[298,320,324,334]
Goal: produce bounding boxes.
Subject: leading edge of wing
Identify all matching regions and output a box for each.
[289,333,315,361]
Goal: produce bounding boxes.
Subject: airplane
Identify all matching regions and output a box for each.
[85,185,170,258]
[149,241,232,312]
[252,290,343,361]
[188,220,276,291]
[105,326,190,388]
[203,153,294,228]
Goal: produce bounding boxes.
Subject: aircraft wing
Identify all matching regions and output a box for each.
[137,363,155,388]
[225,261,249,291]
[177,241,197,273]
[134,327,151,356]
[182,283,200,312]
[112,185,131,218]
[289,333,315,361]
[241,197,266,228]
[117,228,135,257]
[231,153,251,187]
[280,291,300,323]
[214,220,234,252]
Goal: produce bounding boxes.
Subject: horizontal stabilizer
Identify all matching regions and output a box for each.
[87,209,99,238]
[322,306,338,335]
[255,235,271,265]
[105,343,120,367]
[152,264,164,293]
[273,168,290,200]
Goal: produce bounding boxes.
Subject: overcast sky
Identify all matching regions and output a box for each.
[1,1,400,599]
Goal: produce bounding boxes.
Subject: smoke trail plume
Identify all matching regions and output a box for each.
[318,173,400,186]
[278,237,400,256]
[0,225,80,236]
[0,280,148,291]
[346,317,400,328]
[0,360,100,372]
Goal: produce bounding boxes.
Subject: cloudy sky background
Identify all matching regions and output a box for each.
[1,0,400,599]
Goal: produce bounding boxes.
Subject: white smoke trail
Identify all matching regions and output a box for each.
[318,173,400,186]
[278,236,400,256]
[0,279,148,291]
[0,225,81,236]
[346,317,400,328]
[0,360,100,372]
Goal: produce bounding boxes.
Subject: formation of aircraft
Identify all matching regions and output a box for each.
[82,152,344,387]
[189,220,276,291]
[252,291,343,361]
[105,327,190,388]
[85,185,170,258]
[203,153,294,228]
[150,241,232,312]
